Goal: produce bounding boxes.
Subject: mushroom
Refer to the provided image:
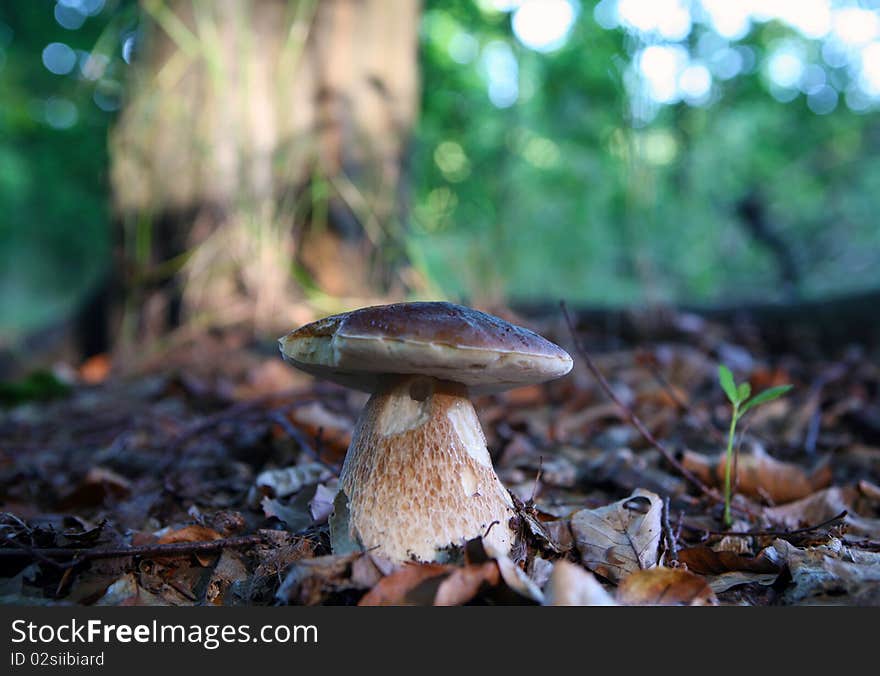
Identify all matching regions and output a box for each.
[278,302,573,562]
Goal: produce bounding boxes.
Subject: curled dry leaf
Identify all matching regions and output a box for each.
[156,525,223,566]
[616,567,717,606]
[544,560,616,606]
[571,488,663,584]
[678,546,782,594]
[248,462,333,504]
[681,447,831,504]
[771,538,880,605]
[434,562,501,606]
[357,563,451,606]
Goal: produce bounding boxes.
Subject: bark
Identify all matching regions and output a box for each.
[102,0,420,352]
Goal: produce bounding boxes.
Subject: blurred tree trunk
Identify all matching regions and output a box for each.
[104,0,420,352]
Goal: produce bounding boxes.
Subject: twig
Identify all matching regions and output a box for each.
[662,496,678,564]
[560,301,722,504]
[703,510,848,538]
[0,534,268,569]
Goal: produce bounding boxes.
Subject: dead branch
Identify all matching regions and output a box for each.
[0,533,268,569]
[702,510,848,539]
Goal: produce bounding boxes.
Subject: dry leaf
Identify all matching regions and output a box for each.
[765,486,880,539]
[544,560,616,606]
[434,562,501,606]
[494,554,544,603]
[249,462,333,503]
[309,483,337,523]
[681,447,831,504]
[79,354,112,384]
[571,488,663,584]
[771,538,880,605]
[617,567,717,606]
[290,401,353,458]
[276,553,361,606]
[678,546,781,593]
[58,467,132,509]
[157,525,223,566]
[678,546,781,576]
[205,550,247,605]
[357,563,451,606]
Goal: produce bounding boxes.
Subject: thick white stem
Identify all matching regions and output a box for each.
[338,376,515,562]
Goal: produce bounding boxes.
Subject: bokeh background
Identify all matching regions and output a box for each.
[2,0,879,363]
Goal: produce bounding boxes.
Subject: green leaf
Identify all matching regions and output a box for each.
[740,384,793,416]
[717,365,738,404]
[737,382,751,402]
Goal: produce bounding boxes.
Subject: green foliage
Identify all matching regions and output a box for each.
[413,1,880,306]
[0,369,70,406]
[2,1,880,340]
[0,2,132,336]
[717,364,792,525]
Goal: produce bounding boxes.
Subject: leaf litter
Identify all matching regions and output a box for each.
[1,312,879,606]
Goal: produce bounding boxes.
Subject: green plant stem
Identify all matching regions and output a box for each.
[723,406,739,527]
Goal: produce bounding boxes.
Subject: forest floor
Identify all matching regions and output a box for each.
[1,307,879,606]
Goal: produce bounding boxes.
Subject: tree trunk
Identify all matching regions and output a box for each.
[105,0,420,352]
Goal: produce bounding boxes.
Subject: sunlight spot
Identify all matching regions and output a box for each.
[55,3,86,31]
[766,42,805,89]
[679,63,712,104]
[699,0,751,40]
[512,0,577,53]
[42,42,76,75]
[482,40,519,108]
[859,42,880,97]
[638,44,688,103]
[833,7,879,47]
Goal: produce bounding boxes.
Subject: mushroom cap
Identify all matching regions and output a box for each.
[278,301,573,394]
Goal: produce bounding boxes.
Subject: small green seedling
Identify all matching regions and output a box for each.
[717,365,792,526]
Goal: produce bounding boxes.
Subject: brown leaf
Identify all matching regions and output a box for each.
[79,354,112,384]
[434,562,501,606]
[571,488,663,584]
[681,447,831,504]
[765,486,880,541]
[617,567,717,606]
[276,553,361,606]
[544,560,616,606]
[290,401,353,461]
[357,563,451,606]
[157,525,223,566]
[205,550,248,605]
[57,467,131,509]
[678,546,781,576]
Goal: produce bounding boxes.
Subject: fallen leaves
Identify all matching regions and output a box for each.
[544,560,616,606]
[617,567,717,606]
[681,446,831,504]
[3,309,880,608]
[571,489,663,584]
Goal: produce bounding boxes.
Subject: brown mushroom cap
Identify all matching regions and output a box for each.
[279,302,573,394]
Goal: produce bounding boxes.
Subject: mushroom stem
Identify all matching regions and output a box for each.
[338,375,515,562]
